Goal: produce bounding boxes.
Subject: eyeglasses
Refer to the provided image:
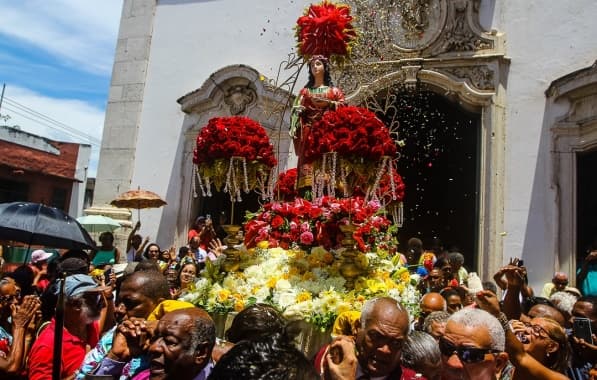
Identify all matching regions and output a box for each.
[524,322,552,340]
[439,338,500,364]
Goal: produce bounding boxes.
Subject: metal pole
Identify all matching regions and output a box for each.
[52,272,66,380]
[0,83,5,114]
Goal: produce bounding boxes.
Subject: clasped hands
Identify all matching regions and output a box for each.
[108,318,158,362]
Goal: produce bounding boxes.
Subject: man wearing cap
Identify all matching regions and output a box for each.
[30,249,53,293]
[28,274,107,380]
[75,270,170,380]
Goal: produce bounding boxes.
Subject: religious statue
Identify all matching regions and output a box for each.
[290,55,345,192]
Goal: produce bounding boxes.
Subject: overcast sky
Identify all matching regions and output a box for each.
[0,0,123,177]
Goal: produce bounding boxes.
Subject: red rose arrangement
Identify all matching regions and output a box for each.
[273,168,298,201]
[302,106,397,163]
[296,1,357,61]
[193,116,276,167]
[193,116,277,199]
[244,196,393,252]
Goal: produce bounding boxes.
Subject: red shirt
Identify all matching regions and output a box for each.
[28,318,99,380]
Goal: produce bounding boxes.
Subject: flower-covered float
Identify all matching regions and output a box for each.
[185,0,418,358]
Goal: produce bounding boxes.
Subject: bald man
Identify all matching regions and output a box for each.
[541,272,579,299]
[415,292,447,331]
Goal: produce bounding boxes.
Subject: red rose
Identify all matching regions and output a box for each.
[271,215,285,229]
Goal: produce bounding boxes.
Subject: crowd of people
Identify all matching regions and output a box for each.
[0,221,596,380]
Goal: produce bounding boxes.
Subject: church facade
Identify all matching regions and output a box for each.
[91,0,597,290]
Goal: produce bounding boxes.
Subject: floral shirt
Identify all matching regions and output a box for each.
[0,325,11,358]
[75,326,149,380]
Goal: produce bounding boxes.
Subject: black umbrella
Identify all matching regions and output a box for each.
[0,202,96,251]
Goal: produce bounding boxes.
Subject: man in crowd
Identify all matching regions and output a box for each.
[440,308,508,380]
[540,272,579,298]
[76,270,170,379]
[568,296,597,380]
[317,297,420,379]
[29,274,107,380]
[0,286,39,375]
[147,307,215,379]
[415,292,446,331]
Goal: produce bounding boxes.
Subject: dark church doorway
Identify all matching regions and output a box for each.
[376,90,481,268]
[194,190,262,231]
[576,149,597,266]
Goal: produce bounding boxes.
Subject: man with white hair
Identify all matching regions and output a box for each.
[440,308,508,380]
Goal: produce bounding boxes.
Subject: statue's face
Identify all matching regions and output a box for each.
[310,59,325,76]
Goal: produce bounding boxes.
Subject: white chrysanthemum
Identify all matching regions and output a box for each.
[274,289,299,309]
[253,286,271,302]
[283,300,313,320]
[275,279,292,291]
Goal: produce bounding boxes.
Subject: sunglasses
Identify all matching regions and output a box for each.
[439,338,500,364]
[0,291,21,303]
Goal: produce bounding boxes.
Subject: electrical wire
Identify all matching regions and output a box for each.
[1,96,102,146]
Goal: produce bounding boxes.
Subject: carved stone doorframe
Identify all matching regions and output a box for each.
[175,64,293,241]
[548,61,597,283]
[339,0,508,279]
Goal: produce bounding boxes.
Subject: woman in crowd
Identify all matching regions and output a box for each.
[401,331,442,380]
[91,232,121,268]
[477,288,570,380]
[171,261,199,299]
[143,243,161,261]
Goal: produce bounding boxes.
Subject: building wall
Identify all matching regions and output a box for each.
[94,0,597,290]
[0,126,90,214]
[496,1,597,287]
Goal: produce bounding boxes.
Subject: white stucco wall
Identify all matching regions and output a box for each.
[496,1,597,289]
[131,0,307,247]
[105,0,597,290]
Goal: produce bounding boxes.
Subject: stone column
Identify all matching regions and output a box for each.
[88,0,157,254]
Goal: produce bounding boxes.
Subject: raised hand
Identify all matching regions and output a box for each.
[323,336,358,380]
[475,290,501,316]
[209,238,225,256]
[11,295,41,329]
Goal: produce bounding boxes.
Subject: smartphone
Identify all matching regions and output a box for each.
[573,317,594,344]
[517,260,524,267]
[104,268,113,284]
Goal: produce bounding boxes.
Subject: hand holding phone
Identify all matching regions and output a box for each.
[573,317,594,344]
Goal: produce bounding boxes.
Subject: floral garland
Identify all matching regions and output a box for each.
[295,1,357,62]
[243,196,394,252]
[303,106,397,163]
